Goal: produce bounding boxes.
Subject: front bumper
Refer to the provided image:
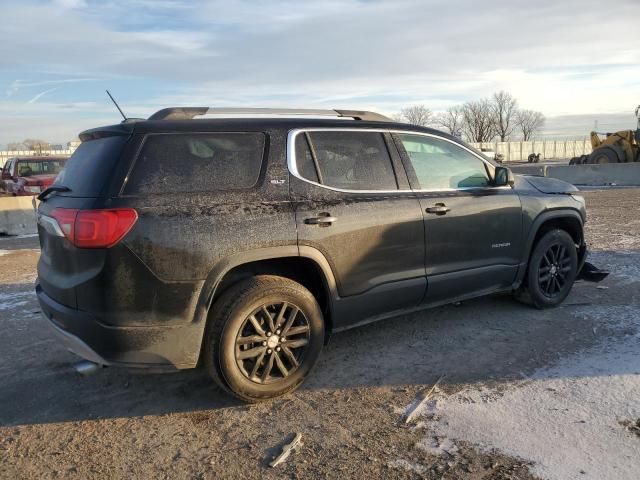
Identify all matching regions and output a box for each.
[36,283,202,370]
[576,245,609,282]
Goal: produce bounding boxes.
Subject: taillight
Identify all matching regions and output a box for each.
[52,208,78,239]
[51,208,138,248]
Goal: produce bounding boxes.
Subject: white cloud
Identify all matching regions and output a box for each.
[6,78,98,97]
[27,87,60,104]
[53,0,87,9]
[0,0,639,143]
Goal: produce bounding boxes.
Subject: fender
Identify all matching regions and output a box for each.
[514,208,585,286]
[192,244,339,328]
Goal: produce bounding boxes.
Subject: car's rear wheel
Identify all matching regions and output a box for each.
[518,229,578,309]
[204,275,324,402]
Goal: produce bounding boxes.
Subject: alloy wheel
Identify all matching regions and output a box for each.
[538,243,572,297]
[234,302,310,384]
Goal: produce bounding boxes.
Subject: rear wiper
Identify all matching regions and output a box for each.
[37,185,71,201]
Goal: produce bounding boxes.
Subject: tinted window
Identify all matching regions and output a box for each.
[16,160,65,177]
[56,135,129,196]
[296,131,397,190]
[125,133,265,195]
[397,134,489,189]
[1,159,12,175]
[295,134,319,183]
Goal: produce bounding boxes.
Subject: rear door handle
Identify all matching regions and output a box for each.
[304,214,337,225]
[425,204,450,215]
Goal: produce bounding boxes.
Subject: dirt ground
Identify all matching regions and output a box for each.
[1,189,639,480]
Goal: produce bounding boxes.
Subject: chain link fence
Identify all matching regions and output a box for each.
[470,139,592,162]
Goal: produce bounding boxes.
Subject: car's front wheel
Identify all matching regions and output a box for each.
[519,229,579,309]
[204,275,324,402]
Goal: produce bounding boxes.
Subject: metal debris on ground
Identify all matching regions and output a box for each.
[269,433,302,467]
[620,419,640,438]
[404,375,445,424]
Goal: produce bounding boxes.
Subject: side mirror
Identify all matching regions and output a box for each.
[494,166,514,187]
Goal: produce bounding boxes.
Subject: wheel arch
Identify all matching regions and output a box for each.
[515,209,585,287]
[192,246,338,360]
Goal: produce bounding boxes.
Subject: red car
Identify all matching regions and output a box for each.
[0,156,67,196]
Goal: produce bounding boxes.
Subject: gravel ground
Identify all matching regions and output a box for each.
[1,189,639,479]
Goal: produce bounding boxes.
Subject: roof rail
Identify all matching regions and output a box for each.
[147,107,391,122]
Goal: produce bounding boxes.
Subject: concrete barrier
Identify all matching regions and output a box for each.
[510,165,546,176]
[0,196,37,235]
[511,163,640,186]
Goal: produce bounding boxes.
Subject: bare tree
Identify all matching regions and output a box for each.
[434,105,464,137]
[462,99,496,142]
[516,110,545,141]
[399,104,432,127]
[22,138,51,154]
[7,142,26,151]
[491,91,518,141]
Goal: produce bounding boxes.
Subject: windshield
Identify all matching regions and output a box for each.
[16,160,66,177]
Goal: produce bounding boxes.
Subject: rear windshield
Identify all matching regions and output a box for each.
[55,135,129,196]
[123,132,265,195]
[16,159,66,177]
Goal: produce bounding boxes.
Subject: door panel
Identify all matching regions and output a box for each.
[417,189,522,303]
[392,132,523,304]
[289,129,426,328]
[294,189,426,297]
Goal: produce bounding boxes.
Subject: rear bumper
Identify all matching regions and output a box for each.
[36,283,202,370]
[41,312,110,365]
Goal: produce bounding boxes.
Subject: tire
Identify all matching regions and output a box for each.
[204,275,324,402]
[519,229,578,309]
[587,147,619,164]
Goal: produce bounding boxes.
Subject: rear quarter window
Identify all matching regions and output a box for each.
[56,136,129,196]
[124,132,266,195]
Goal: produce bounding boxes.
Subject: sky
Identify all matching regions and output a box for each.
[0,0,639,146]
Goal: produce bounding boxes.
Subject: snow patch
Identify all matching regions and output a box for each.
[0,291,34,311]
[412,334,640,480]
[387,459,427,475]
[416,436,458,456]
[589,251,640,284]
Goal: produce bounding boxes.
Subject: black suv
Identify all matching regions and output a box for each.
[36,107,592,401]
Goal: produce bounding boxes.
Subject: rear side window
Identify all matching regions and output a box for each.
[56,136,129,196]
[16,160,65,177]
[125,133,265,195]
[295,134,319,184]
[294,131,397,191]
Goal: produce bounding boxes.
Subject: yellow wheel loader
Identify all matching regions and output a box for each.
[569,105,640,165]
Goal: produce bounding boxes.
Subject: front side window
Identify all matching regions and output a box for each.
[294,131,397,191]
[125,132,265,195]
[2,160,12,176]
[397,134,490,190]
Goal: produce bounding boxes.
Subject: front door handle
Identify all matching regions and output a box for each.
[304,213,337,225]
[425,203,450,215]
